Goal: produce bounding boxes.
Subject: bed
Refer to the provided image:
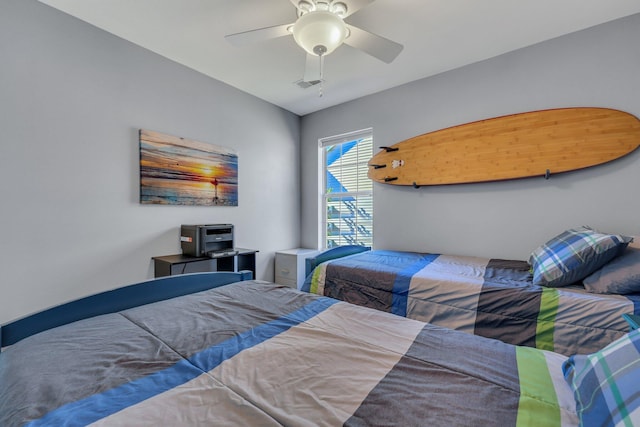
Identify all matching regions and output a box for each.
[302,235,640,357]
[2,271,638,426]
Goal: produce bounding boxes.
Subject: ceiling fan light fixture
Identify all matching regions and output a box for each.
[292,10,347,56]
[330,2,348,17]
[297,0,314,14]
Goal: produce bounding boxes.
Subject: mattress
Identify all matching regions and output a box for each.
[303,250,640,355]
[0,280,577,426]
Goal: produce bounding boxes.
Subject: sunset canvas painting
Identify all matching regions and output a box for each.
[139,129,238,206]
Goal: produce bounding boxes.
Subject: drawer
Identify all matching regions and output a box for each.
[275,248,321,290]
[274,276,297,288]
[275,254,297,280]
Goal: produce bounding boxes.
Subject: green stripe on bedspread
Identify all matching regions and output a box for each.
[516,347,561,426]
[309,262,324,294]
[536,288,559,351]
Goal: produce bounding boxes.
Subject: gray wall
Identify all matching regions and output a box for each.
[0,0,301,324]
[301,13,640,259]
[3,2,640,325]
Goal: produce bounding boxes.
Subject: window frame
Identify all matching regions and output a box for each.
[318,128,373,250]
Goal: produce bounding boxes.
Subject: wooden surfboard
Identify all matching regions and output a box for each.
[368,107,640,186]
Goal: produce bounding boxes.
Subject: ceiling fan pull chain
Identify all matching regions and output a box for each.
[319,54,324,97]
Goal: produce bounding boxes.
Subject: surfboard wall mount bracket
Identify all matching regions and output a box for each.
[412,182,421,189]
[370,164,386,169]
[379,146,399,152]
[384,177,398,182]
[545,169,551,180]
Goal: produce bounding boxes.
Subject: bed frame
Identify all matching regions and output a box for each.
[0,271,252,351]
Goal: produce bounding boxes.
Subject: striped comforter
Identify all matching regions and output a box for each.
[0,281,577,426]
[303,250,640,356]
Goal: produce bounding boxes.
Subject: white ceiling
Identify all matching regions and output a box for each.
[38,0,640,116]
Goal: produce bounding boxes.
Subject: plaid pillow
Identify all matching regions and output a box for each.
[563,329,640,426]
[528,226,631,287]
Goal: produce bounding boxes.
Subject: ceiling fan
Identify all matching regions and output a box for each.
[225,0,403,85]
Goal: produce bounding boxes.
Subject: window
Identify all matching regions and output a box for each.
[320,129,373,249]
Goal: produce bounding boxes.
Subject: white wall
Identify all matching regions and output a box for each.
[301,13,640,259]
[0,0,301,324]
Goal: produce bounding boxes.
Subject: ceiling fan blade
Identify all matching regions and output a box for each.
[342,0,376,18]
[303,53,322,82]
[344,24,403,63]
[225,23,293,46]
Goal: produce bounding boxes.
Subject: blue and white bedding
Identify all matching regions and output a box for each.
[0,280,579,426]
[303,250,640,356]
[563,328,640,426]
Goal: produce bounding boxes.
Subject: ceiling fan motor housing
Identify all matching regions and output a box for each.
[292,10,348,56]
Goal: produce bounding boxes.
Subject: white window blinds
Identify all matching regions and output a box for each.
[320,129,373,249]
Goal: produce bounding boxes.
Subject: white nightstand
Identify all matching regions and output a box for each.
[275,248,321,289]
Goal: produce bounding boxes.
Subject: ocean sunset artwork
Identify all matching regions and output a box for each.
[139,129,238,206]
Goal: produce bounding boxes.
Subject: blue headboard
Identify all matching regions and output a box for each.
[304,245,371,278]
[0,271,252,350]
